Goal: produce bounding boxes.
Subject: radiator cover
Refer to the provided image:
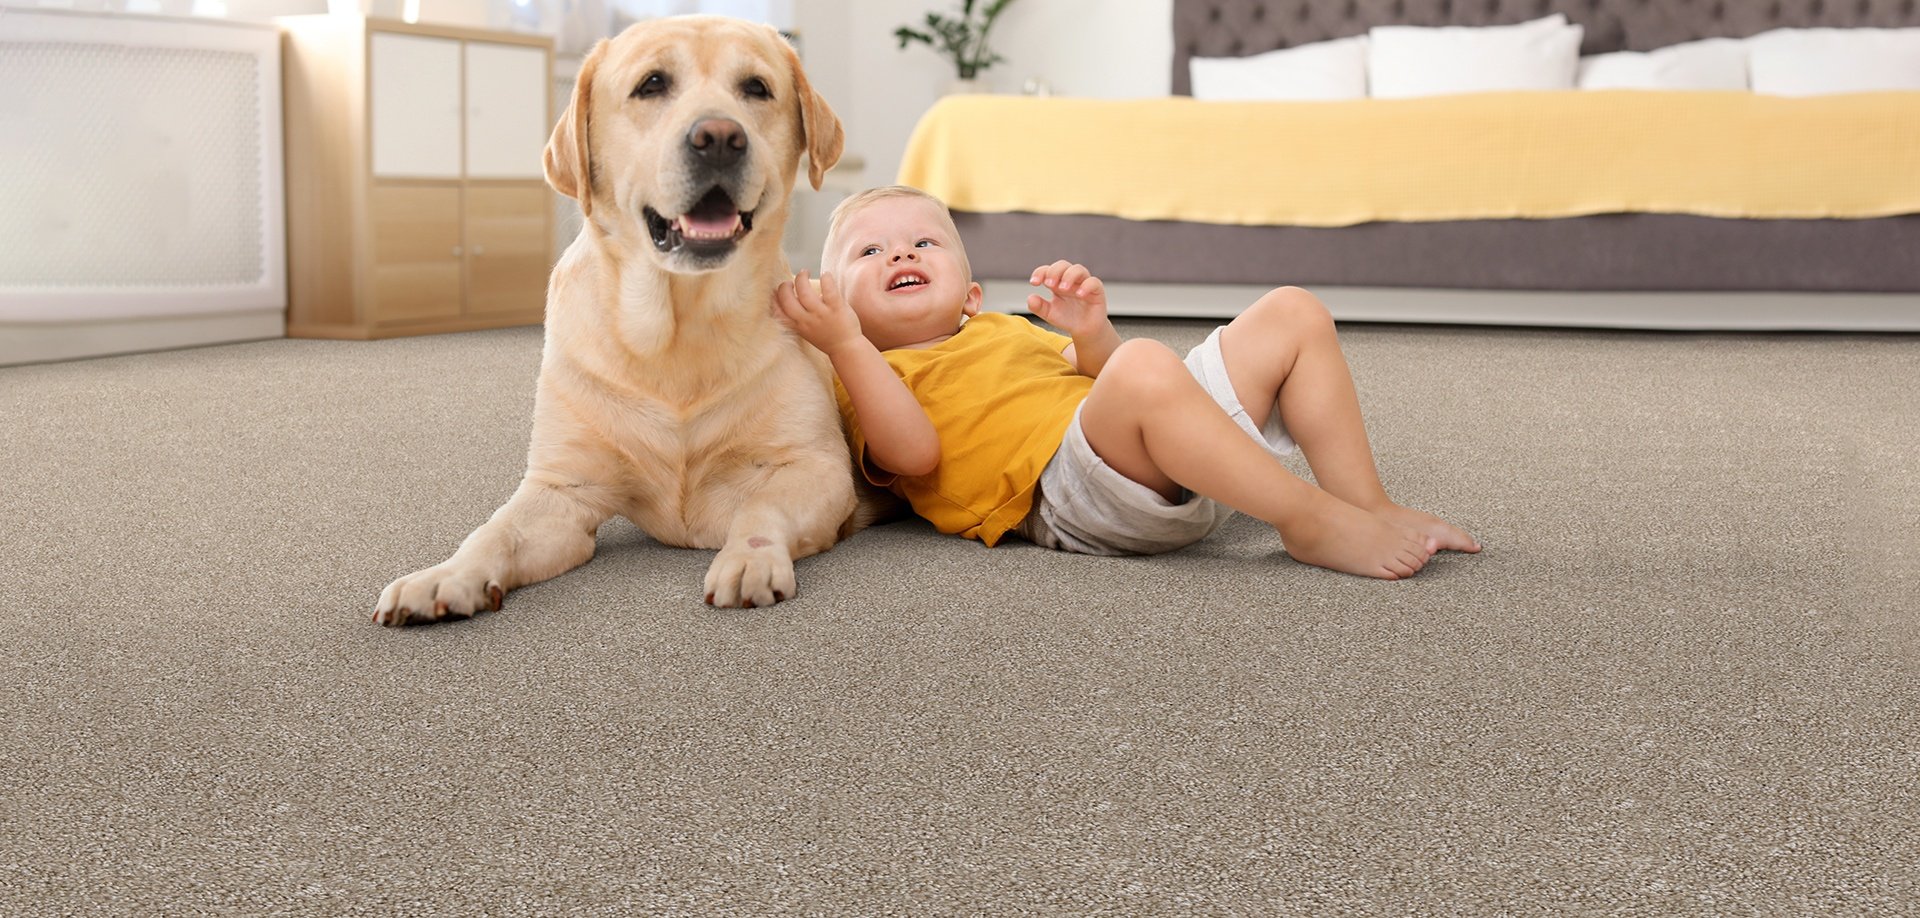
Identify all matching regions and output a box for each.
[0,9,285,325]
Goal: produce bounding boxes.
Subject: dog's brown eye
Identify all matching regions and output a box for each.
[741,77,772,100]
[634,72,669,99]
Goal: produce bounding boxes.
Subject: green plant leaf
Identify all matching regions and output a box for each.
[896,0,1019,79]
[894,26,933,49]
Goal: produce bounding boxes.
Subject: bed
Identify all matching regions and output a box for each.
[898,0,1920,330]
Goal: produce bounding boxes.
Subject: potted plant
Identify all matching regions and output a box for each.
[894,0,1018,94]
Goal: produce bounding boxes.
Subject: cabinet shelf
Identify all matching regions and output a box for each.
[282,16,554,339]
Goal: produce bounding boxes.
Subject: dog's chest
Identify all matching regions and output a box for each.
[542,305,830,545]
[603,379,762,466]
[584,366,796,541]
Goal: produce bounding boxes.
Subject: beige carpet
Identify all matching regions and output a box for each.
[2,319,1915,916]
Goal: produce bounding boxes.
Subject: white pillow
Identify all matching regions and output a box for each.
[1578,38,1748,90]
[1368,14,1584,99]
[1190,36,1369,101]
[1746,28,1920,96]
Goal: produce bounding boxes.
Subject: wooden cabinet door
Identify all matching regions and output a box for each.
[463,184,549,318]
[370,185,462,323]
[370,33,462,179]
[463,42,548,180]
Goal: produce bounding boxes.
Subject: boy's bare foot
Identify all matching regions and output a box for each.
[1370,503,1481,553]
[1277,496,1437,580]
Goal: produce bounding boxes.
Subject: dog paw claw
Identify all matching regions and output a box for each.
[375,563,508,626]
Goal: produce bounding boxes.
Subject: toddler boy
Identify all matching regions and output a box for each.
[773,186,1477,579]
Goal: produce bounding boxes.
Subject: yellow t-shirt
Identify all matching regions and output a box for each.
[833,312,1093,546]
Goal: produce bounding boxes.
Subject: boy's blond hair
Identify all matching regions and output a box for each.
[819,185,971,280]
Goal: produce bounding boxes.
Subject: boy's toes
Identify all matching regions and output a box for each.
[1437,524,1480,553]
[1400,531,1435,560]
[1436,531,1478,553]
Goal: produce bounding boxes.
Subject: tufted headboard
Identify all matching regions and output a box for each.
[1172,0,1920,94]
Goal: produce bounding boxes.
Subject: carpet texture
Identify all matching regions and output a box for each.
[2,319,1915,916]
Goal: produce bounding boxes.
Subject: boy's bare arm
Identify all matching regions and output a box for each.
[1028,261,1121,377]
[826,338,940,477]
[774,271,940,477]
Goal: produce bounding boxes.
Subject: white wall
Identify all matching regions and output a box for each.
[834,0,1170,193]
[783,0,1172,268]
[992,0,1174,98]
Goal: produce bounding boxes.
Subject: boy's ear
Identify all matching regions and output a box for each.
[545,39,606,216]
[781,38,844,190]
[962,282,983,317]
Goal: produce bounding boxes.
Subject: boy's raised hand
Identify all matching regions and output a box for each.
[774,270,862,355]
[1027,260,1108,337]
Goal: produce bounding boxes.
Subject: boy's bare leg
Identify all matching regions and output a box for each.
[1078,340,1434,580]
[1217,287,1480,553]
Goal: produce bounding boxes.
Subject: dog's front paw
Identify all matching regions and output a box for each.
[373,562,505,626]
[703,537,796,609]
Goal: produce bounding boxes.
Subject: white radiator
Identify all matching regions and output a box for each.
[0,8,285,364]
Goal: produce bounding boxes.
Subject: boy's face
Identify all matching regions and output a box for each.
[827,196,982,350]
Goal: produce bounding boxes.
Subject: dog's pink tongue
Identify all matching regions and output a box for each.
[677,213,740,240]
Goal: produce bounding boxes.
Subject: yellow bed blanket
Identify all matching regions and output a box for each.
[896,91,1920,227]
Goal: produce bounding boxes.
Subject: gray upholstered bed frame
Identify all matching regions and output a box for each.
[955,0,1920,330]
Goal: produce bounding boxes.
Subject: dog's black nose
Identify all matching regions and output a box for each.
[687,118,747,168]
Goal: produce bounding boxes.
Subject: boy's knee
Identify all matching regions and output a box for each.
[1100,339,1188,398]
[1250,286,1335,335]
[1108,338,1182,374]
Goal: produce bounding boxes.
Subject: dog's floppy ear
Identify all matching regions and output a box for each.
[782,39,843,191]
[545,39,606,217]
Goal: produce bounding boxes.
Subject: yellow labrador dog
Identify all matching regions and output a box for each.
[375,16,855,625]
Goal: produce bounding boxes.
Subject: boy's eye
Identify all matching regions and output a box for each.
[915,240,933,247]
[861,246,880,257]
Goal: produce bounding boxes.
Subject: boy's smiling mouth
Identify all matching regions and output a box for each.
[888,271,929,292]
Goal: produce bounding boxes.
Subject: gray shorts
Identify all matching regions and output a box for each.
[1015,327,1297,556]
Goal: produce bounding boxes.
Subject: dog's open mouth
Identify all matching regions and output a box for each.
[644,187,754,256]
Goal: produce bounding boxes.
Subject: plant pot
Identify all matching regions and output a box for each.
[946,77,989,96]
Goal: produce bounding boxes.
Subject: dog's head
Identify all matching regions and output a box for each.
[545,16,843,274]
